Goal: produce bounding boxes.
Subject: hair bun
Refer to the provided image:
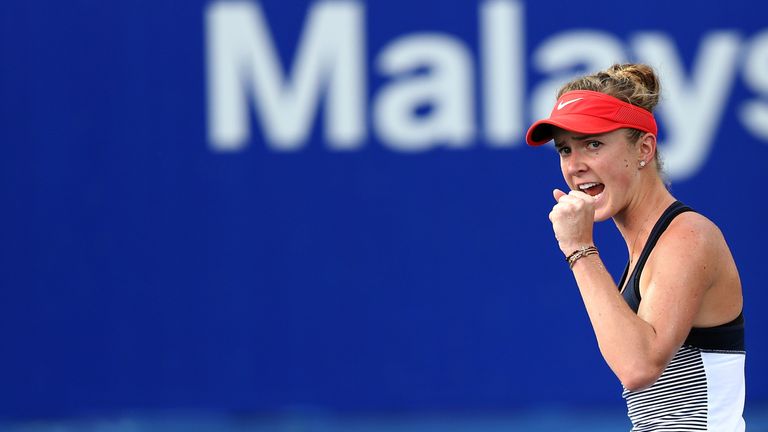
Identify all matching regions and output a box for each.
[558,63,661,113]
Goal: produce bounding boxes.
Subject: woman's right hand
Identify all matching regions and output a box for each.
[549,189,597,256]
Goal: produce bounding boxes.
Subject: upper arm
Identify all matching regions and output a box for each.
[636,214,719,366]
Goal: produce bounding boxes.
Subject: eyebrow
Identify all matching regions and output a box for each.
[571,134,601,140]
[555,134,604,147]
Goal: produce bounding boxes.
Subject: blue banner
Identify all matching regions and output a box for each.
[1,0,766,419]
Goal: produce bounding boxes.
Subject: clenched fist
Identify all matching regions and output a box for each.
[549,189,597,256]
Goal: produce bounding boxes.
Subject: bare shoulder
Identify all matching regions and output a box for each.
[643,209,742,327]
[645,210,731,290]
[662,211,727,254]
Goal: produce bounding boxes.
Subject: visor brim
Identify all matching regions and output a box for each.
[525,115,636,146]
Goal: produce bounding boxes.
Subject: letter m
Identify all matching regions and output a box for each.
[205,1,364,151]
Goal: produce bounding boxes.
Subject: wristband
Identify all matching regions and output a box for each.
[566,245,598,269]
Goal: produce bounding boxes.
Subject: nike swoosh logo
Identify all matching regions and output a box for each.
[557,98,583,110]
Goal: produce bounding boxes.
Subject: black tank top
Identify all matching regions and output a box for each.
[618,201,744,351]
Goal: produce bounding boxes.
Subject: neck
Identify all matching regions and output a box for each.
[612,174,675,261]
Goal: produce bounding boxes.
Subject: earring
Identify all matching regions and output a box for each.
[639,160,647,168]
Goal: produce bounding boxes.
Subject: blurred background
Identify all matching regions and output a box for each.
[1,0,766,430]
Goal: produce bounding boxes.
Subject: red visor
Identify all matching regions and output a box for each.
[525,90,658,146]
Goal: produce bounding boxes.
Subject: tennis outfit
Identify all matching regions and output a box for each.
[618,201,746,431]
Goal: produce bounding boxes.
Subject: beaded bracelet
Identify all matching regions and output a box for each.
[566,245,599,269]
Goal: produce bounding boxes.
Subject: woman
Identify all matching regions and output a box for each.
[526,64,745,431]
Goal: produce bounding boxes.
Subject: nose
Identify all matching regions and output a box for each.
[563,150,588,177]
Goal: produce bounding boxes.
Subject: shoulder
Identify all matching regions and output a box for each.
[638,206,742,329]
[663,210,726,252]
[646,210,726,283]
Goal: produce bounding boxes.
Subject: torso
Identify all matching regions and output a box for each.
[619,204,743,327]
[618,201,746,431]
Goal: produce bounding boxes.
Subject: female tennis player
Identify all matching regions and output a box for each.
[527,63,745,431]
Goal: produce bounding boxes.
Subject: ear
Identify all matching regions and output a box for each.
[637,132,656,165]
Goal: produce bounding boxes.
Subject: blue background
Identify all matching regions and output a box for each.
[1,0,766,428]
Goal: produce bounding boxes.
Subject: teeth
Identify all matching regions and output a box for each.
[578,182,600,190]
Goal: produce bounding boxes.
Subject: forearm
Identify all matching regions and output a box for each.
[569,253,665,389]
[548,190,674,388]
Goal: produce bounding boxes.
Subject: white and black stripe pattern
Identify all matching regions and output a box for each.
[623,345,708,431]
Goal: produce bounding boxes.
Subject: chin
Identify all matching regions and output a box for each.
[595,213,612,222]
[593,193,612,222]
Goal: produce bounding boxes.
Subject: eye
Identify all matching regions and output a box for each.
[557,146,571,155]
[586,140,603,149]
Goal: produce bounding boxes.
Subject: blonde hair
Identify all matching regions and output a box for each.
[558,64,664,173]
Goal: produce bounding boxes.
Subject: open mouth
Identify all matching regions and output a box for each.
[578,182,605,198]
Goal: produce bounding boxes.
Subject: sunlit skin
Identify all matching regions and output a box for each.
[547,127,743,391]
